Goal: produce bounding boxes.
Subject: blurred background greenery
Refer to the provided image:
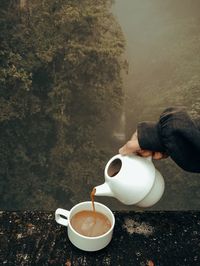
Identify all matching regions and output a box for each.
[113,0,200,210]
[0,0,199,210]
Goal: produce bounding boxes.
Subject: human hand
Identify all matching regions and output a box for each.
[119,131,168,160]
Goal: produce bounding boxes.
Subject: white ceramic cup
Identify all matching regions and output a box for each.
[55,201,115,252]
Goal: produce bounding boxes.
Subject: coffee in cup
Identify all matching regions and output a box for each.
[70,210,111,237]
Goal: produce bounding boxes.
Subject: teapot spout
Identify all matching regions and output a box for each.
[94,183,113,197]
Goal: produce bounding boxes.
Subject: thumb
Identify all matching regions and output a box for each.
[119,140,140,155]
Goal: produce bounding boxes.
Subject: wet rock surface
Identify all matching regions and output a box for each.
[1,211,200,265]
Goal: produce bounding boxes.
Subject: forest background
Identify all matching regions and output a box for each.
[0,0,200,210]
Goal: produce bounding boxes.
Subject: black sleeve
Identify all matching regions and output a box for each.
[137,107,200,173]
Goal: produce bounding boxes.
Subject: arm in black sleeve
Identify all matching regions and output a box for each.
[137,107,200,173]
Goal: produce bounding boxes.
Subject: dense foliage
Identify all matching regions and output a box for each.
[0,0,125,209]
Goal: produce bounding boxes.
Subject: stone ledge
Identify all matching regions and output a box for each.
[0,211,200,265]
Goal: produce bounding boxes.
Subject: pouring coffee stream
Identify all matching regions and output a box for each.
[90,187,96,213]
[93,154,165,208]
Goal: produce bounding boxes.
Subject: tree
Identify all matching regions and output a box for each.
[0,0,125,209]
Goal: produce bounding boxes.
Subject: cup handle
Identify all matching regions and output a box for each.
[55,208,70,227]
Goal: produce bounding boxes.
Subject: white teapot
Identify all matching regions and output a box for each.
[94,154,165,207]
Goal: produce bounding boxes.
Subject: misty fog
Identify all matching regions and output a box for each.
[111,0,200,210]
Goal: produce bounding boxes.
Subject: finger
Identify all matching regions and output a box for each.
[119,140,139,155]
[152,152,166,160]
[137,150,153,157]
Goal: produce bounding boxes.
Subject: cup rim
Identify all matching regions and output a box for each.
[68,201,115,239]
